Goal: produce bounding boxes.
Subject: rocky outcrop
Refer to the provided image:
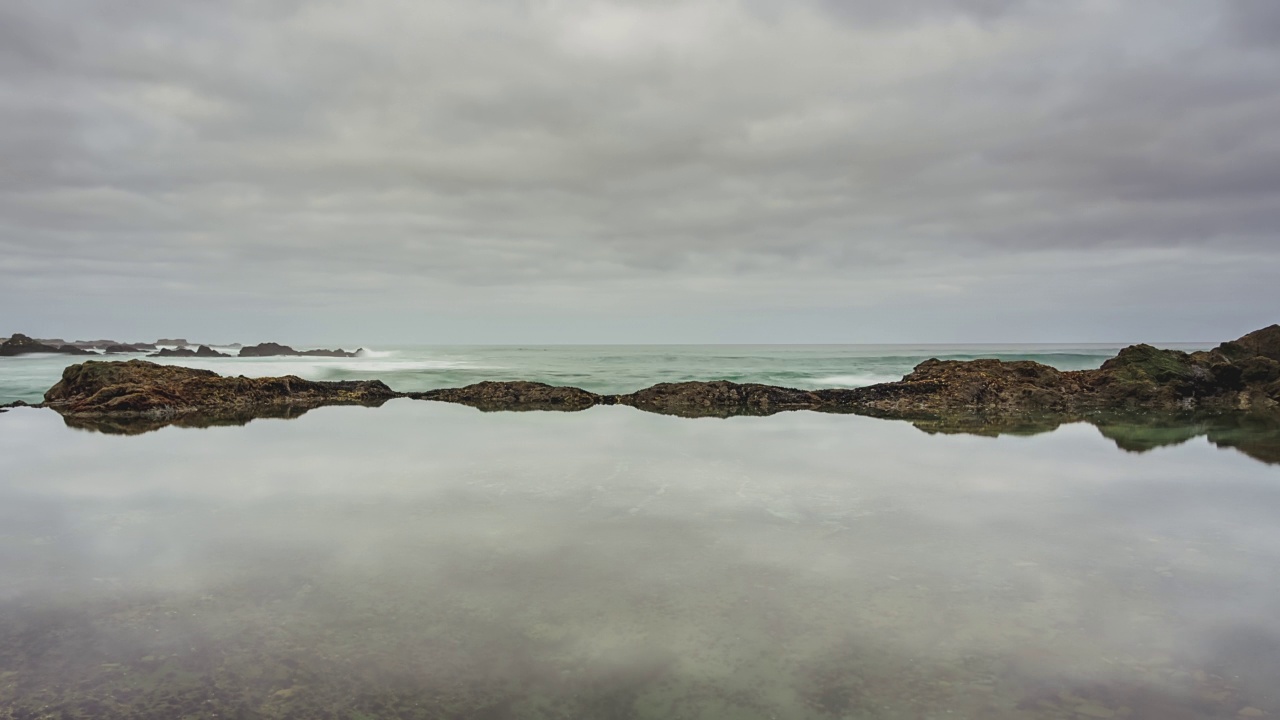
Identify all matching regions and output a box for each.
[149,345,230,358]
[814,359,1087,414]
[156,338,189,346]
[614,381,820,418]
[24,325,1280,458]
[0,333,96,357]
[103,344,140,354]
[409,325,1280,418]
[412,381,600,412]
[239,342,361,358]
[44,361,399,424]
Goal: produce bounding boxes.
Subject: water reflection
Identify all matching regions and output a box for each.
[50,399,1280,468]
[1,402,1278,718]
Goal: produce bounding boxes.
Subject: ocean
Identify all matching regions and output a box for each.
[0,342,1213,404]
[2,343,1277,719]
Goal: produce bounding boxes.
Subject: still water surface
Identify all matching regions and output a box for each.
[1,401,1278,718]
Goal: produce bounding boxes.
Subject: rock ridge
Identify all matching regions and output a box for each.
[22,325,1280,441]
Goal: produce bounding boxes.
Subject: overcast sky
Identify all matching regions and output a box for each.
[2,0,1278,344]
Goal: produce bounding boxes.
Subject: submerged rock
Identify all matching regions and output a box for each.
[44,360,399,422]
[0,333,96,357]
[239,342,361,358]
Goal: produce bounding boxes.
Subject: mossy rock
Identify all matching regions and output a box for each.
[1098,345,1195,384]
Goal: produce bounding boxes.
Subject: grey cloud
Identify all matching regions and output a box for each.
[1,0,1278,342]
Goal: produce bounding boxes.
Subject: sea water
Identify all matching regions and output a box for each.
[1,397,1277,718]
[0,342,1213,404]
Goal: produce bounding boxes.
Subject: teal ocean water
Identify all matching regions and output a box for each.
[0,342,1212,403]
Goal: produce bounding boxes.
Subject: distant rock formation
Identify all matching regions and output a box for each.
[149,345,230,358]
[0,333,96,357]
[156,338,189,346]
[238,342,361,358]
[103,345,140,354]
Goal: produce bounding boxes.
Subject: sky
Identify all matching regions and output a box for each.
[2,0,1278,345]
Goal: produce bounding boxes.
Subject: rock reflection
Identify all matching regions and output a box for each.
[52,399,1280,467]
[900,410,1280,466]
[57,402,389,435]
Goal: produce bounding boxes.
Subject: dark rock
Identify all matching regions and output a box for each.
[1,333,95,356]
[614,381,819,418]
[0,400,32,413]
[156,338,189,346]
[413,381,600,412]
[1214,324,1280,363]
[103,344,139,354]
[817,359,1083,414]
[239,342,360,358]
[149,345,230,358]
[44,361,400,424]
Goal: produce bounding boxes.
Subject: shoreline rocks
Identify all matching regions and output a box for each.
[21,325,1280,453]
